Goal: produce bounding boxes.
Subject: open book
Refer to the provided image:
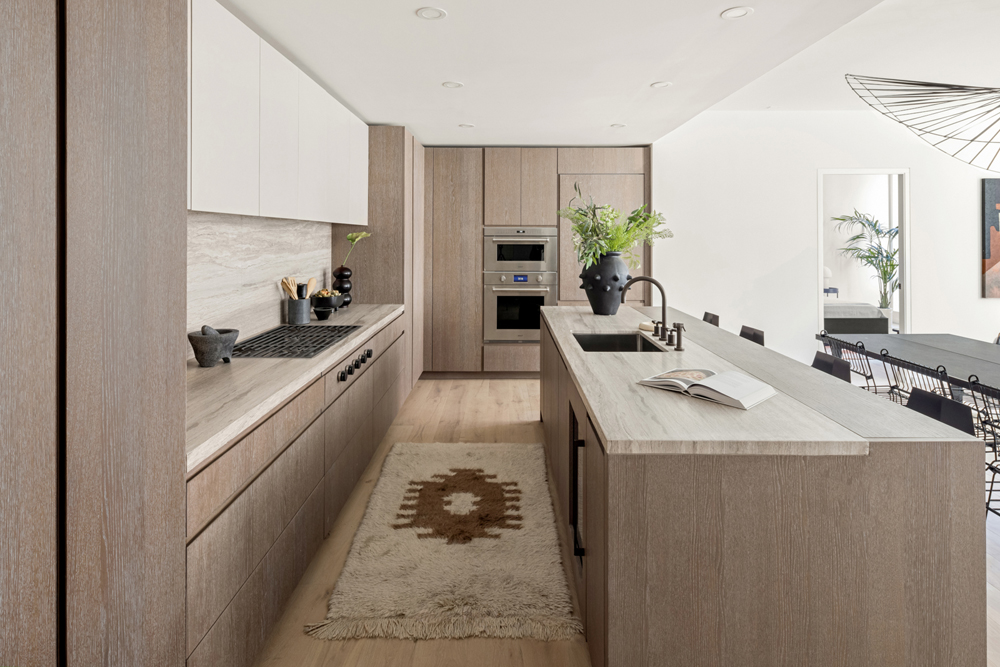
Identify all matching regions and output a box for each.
[638,368,776,410]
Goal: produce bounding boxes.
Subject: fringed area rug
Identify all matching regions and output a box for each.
[305,442,583,641]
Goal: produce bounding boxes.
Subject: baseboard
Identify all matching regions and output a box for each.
[419,371,540,380]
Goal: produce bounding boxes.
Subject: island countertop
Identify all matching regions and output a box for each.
[185,304,403,475]
[541,305,973,456]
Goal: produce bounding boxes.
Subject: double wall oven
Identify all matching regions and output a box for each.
[483,227,558,343]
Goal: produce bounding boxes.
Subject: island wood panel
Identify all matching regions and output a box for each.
[0,1,57,662]
[585,419,608,667]
[424,148,435,371]
[633,306,968,442]
[557,147,646,175]
[521,148,559,227]
[485,147,521,226]
[432,147,483,371]
[555,345,572,524]
[483,343,540,372]
[604,456,647,667]
[403,135,414,390]
[65,0,187,664]
[540,320,561,460]
[558,174,646,303]
[630,440,983,667]
[412,139,426,385]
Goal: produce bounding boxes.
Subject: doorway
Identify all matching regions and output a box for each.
[816,169,911,336]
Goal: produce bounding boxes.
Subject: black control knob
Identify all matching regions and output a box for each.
[347,365,354,376]
[353,359,361,369]
[359,355,367,364]
[338,371,346,382]
[366,349,373,358]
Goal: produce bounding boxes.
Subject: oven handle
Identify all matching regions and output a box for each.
[491,287,551,292]
[488,238,550,244]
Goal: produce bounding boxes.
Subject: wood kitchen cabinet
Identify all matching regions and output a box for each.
[190,0,260,216]
[485,147,557,227]
[431,148,484,371]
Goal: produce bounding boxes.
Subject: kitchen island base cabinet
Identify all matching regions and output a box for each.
[539,310,984,667]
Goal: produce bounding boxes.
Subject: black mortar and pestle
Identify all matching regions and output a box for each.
[187,325,240,367]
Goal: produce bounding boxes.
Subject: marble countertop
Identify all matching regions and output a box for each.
[542,305,974,456]
[186,304,403,475]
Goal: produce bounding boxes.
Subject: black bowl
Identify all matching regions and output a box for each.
[312,294,346,309]
[314,307,335,321]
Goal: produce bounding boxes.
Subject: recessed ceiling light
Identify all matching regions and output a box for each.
[441,81,463,88]
[720,6,754,19]
[458,123,475,128]
[416,6,447,19]
[650,81,673,89]
[610,124,626,128]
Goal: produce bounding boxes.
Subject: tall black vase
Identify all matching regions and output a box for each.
[579,252,631,315]
[333,265,353,307]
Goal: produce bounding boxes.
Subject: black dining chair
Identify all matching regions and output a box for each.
[739,325,764,346]
[969,377,1000,516]
[880,352,952,405]
[703,312,720,327]
[811,351,851,382]
[905,387,975,435]
[819,333,890,395]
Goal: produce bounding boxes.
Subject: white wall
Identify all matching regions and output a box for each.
[650,109,999,363]
[822,173,889,306]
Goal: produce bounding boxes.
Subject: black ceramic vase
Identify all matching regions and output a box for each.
[333,265,353,307]
[580,252,632,316]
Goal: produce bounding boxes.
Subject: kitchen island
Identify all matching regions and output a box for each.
[540,305,984,667]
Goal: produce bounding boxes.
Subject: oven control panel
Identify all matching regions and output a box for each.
[513,275,527,282]
[484,272,558,286]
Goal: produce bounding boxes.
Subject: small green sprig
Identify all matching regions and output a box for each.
[342,231,371,266]
[557,182,672,269]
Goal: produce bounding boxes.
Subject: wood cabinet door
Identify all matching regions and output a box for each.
[558,174,645,303]
[258,40,298,220]
[484,147,520,227]
[584,417,607,667]
[190,0,260,215]
[431,148,483,371]
[521,148,558,226]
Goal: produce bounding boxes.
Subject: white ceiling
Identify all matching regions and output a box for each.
[221,0,882,146]
[713,0,1000,111]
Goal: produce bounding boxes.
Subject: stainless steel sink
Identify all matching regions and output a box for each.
[573,332,663,352]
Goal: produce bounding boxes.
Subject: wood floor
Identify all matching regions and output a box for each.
[255,377,1000,667]
[253,379,592,667]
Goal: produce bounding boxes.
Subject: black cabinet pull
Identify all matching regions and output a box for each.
[574,438,585,449]
[574,546,586,558]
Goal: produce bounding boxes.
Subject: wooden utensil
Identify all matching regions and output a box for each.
[281,278,297,299]
[306,277,316,299]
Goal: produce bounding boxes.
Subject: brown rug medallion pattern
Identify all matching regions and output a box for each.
[306,442,582,641]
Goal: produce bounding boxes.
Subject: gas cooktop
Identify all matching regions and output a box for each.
[231,324,360,359]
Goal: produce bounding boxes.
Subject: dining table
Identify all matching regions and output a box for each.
[817,332,1000,388]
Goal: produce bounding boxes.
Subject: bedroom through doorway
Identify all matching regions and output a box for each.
[817,169,911,337]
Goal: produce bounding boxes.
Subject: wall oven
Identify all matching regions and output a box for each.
[483,227,558,273]
[483,272,558,342]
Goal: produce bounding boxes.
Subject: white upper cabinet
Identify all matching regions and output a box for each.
[349,115,369,226]
[259,41,299,220]
[297,72,331,223]
[327,99,352,223]
[190,0,260,216]
[189,0,368,225]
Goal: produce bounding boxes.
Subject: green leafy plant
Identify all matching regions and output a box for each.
[557,183,672,269]
[342,231,371,266]
[833,209,899,309]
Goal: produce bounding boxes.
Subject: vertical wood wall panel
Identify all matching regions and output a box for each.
[423,148,434,371]
[65,0,187,665]
[412,139,425,384]
[0,1,58,664]
[431,148,483,371]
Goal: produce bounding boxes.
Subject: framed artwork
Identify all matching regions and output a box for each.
[985,179,1000,297]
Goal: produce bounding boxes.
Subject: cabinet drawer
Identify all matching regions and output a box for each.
[187,378,324,537]
[324,415,372,536]
[373,370,406,450]
[483,343,540,372]
[324,367,373,472]
[187,482,323,667]
[323,314,404,407]
[186,415,323,655]
[372,332,406,404]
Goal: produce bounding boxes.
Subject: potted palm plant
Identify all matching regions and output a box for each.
[833,209,899,319]
[558,183,672,315]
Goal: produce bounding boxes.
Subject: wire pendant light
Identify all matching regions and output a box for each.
[846,74,1000,172]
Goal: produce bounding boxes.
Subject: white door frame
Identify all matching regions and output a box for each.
[816,168,912,335]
